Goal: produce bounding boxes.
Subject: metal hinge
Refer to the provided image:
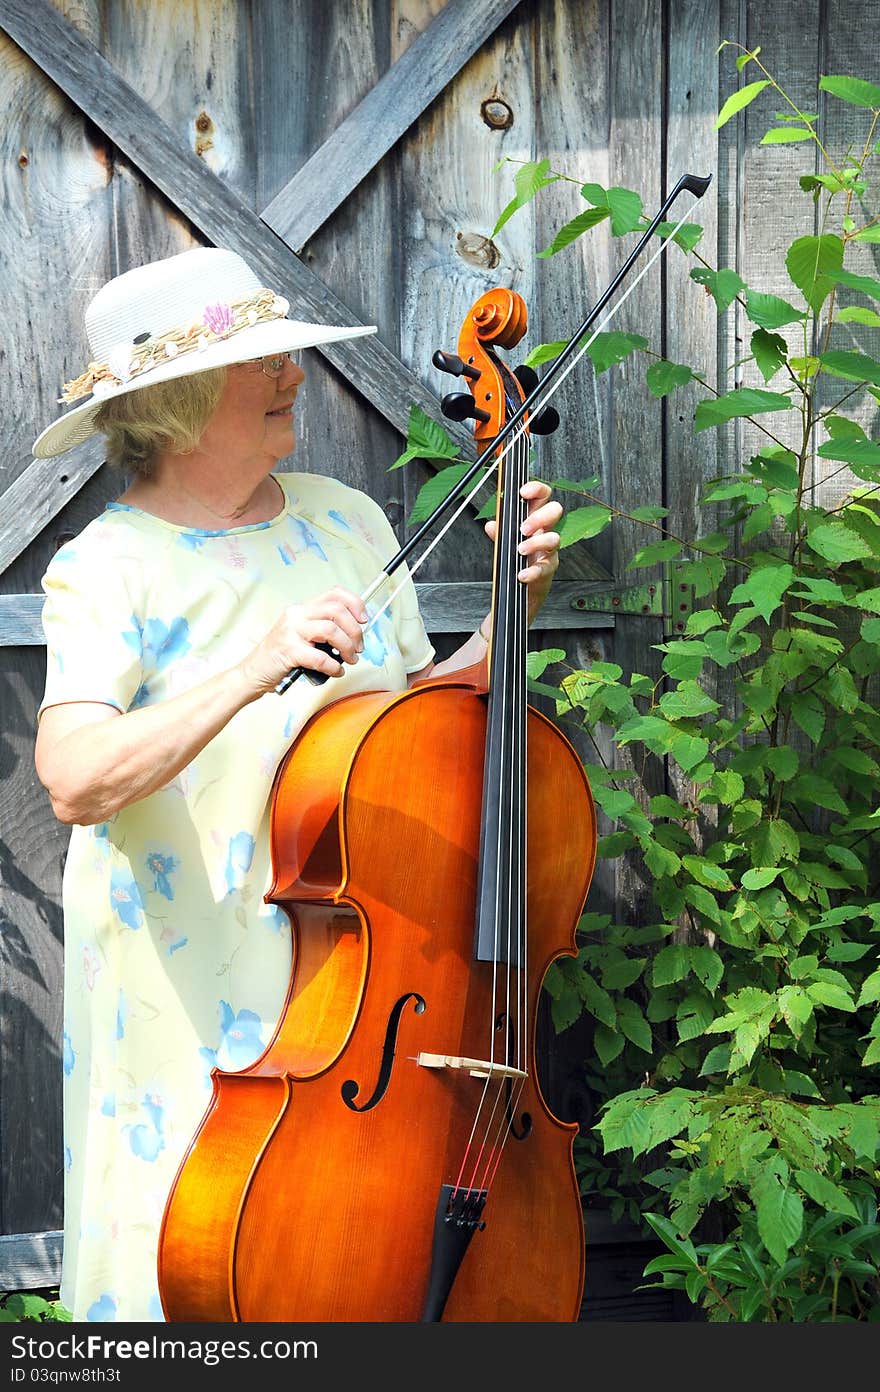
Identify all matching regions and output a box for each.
[570,563,695,635]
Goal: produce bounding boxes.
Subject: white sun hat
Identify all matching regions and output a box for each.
[32,246,377,459]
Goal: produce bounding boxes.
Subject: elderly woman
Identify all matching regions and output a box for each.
[32,246,562,1323]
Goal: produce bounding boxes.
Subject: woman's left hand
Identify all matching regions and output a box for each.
[484,480,563,623]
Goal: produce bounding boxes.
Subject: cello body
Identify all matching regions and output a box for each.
[158,665,596,1321]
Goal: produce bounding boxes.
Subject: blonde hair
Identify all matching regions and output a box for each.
[94,366,228,478]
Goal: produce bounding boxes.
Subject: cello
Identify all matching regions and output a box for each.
[157,171,711,1321]
[157,286,597,1322]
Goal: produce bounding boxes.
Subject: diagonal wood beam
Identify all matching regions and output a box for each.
[0,0,480,566]
[261,0,524,252]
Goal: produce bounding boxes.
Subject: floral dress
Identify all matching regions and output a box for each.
[38,471,434,1322]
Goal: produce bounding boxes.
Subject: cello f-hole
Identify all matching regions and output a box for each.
[340,992,426,1112]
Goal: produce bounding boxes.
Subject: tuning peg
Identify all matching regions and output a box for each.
[432,349,481,382]
[441,392,491,424]
[528,405,560,436]
[513,364,539,394]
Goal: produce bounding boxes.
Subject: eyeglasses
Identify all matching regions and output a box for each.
[240,352,292,378]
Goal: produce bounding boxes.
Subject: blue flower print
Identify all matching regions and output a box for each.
[288,517,327,561]
[125,614,192,708]
[123,1092,165,1162]
[87,1293,118,1322]
[110,866,144,929]
[62,1031,75,1076]
[64,1145,72,1172]
[146,850,178,901]
[328,509,353,532]
[224,831,255,893]
[101,1093,115,1117]
[177,532,208,552]
[203,1000,266,1072]
[361,604,393,667]
[92,823,112,859]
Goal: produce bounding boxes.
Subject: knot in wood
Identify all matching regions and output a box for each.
[194,110,215,158]
[455,231,501,270]
[480,96,513,130]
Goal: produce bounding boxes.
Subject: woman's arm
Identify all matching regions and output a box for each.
[36,586,368,825]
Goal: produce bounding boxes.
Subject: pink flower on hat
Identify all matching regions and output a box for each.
[202,301,234,336]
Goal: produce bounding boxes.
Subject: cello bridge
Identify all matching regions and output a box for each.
[416,1051,528,1081]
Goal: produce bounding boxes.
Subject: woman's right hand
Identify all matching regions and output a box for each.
[238,587,368,695]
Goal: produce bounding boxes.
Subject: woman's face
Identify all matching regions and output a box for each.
[197,354,306,466]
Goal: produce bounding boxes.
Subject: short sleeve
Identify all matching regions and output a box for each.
[39,531,144,720]
[344,492,435,674]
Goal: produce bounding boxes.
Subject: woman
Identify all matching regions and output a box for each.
[33,245,563,1323]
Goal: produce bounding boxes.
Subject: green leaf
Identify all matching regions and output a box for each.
[805,522,874,564]
[744,290,806,329]
[785,234,844,314]
[616,999,653,1053]
[728,563,794,621]
[407,464,476,524]
[537,205,611,257]
[677,987,717,1040]
[777,985,814,1038]
[806,981,855,1012]
[523,339,568,368]
[580,971,617,1027]
[856,970,880,1008]
[643,1212,700,1266]
[760,126,814,143]
[526,648,565,679]
[492,157,560,236]
[690,266,746,313]
[751,328,788,382]
[715,79,771,129]
[794,1169,859,1219]
[742,867,780,890]
[852,228,880,245]
[606,187,644,236]
[653,220,704,253]
[836,304,880,324]
[627,539,683,569]
[594,1023,626,1066]
[699,1043,732,1075]
[587,331,649,374]
[819,350,880,386]
[818,74,880,108]
[815,437,880,468]
[558,504,613,548]
[646,360,694,398]
[826,269,880,302]
[790,691,824,743]
[752,1159,804,1267]
[694,387,793,433]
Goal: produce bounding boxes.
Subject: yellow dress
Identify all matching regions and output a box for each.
[38,471,434,1321]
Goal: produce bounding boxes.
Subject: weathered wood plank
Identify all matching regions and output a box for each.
[813,0,880,508]
[0,441,106,578]
[0,1230,62,1290]
[261,0,525,252]
[0,582,616,644]
[393,0,561,585]
[0,0,477,537]
[252,1,405,512]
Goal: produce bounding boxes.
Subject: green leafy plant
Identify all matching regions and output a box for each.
[394,42,880,1321]
[0,1290,72,1322]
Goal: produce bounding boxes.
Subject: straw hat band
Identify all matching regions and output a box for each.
[32,246,377,459]
[61,287,290,404]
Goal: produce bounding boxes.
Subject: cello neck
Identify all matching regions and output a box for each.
[473,358,530,967]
